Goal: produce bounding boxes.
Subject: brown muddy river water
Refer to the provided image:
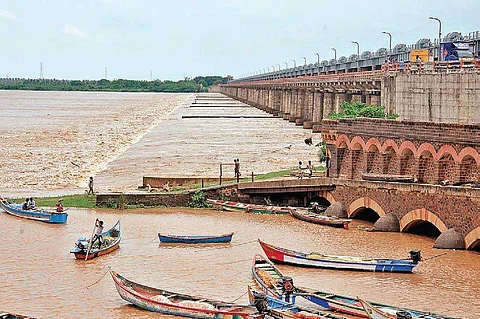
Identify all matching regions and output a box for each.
[0,91,478,318]
[0,209,478,318]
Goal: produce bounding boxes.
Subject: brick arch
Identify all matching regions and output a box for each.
[347,197,386,218]
[365,138,382,152]
[398,141,417,155]
[335,134,350,148]
[381,139,399,154]
[458,147,480,165]
[322,191,336,204]
[464,227,480,250]
[350,136,366,151]
[416,143,437,159]
[399,208,448,233]
[436,145,459,163]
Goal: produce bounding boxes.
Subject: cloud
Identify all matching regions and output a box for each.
[62,24,88,38]
[0,9,18,20]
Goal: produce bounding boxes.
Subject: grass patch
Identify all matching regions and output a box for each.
[11,194,97,209]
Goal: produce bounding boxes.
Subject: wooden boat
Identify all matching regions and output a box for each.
[110,270,262,319]
[258,240,421,273]
[247,286,345,319]
[0,312,35,319]
[70,220,121,260]
[289,208,351,229]
[0,197,68,224]
[357,296,456,319]
[207,199,290,214]
[252,254,294,301]
[158,232,234,244]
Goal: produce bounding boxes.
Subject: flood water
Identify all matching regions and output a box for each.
[0,209,478,318]
[0,91,478,318]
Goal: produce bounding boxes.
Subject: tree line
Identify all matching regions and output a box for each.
[0,76,229,93]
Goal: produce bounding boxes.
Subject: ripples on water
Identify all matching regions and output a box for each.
[0,209,478,318]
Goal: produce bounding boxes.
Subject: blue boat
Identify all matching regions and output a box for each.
[247,286,345,319]
[0,198,68,224]
[158,232,234,244]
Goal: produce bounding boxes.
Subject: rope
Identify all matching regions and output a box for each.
[85,266,111,289]
[230,290,248,303]
[194,239,257,252]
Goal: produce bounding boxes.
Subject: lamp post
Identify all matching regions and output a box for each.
[429,16,442,60]
[315,53,320,74]
[302,57,307,66]
[284,62,288,69]
[352,41,360,71]
[291,59,296,68]
[382,31,392,57]
[331,48,337,74]
[331,48,337,60]
[276,64,281,71]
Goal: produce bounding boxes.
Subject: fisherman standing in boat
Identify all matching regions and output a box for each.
[92,219,104,248]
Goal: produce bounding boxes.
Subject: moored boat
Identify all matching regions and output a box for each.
[289,208,351,229]
[357,296,456,319]
[247,286,345,319]
[252,254,295,302]
[0,312,35,319]
[70,220,121,260]
[0,197,68,224]
[207,199,290,214]
[258,240,421,273]
[110,270,262,319]
[158,232,234,244]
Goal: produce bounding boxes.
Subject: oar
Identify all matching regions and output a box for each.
[84,219,98,261]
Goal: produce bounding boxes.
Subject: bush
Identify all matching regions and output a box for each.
[189,191,210,208]
[328,101,398,119]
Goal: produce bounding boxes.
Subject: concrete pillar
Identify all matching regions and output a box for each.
[289,90,298,122]
[296,89,306,125]
[323,92,334,118]
[351,94,363,103]
[313,91,324,123]
[283,90,291,120]
[303,90,315,128]
[335,91,347,113]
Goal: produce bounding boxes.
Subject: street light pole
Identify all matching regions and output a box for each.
[291,59,296,68]
[302,57,307,66]
[429,16,442,60]
[276,64,281,71]
[284,62,288,69]
[315,53,320,75]
[382,31,392,57]
[352,41,360,71]
[331,48,337,74]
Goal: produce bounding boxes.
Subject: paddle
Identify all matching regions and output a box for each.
[84,219,98,261]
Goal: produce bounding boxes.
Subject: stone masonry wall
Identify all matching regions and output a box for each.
[386,73,480,124]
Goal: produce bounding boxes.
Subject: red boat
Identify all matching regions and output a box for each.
[70,220,121,260]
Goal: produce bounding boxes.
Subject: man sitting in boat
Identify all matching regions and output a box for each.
[92,219,104,248]
[22,198,30,210]
[56,200,64,212]
[28,197,36,210]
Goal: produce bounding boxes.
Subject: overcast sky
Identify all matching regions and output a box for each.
[0,0,478,80]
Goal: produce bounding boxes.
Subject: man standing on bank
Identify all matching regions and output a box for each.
[88,176,94,195]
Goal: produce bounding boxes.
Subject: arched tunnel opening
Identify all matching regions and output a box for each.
[403,220,442,238]
[350,208,380,223]
[307,196,330,208]
[468,239,480,252]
